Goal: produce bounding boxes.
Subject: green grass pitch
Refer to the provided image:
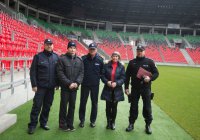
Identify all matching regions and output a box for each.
[0,65,199,140]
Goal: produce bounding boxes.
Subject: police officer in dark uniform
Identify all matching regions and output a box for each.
[79,43,104,128]
[28,39,59,134]
[57,41,84,131]
[125,45,159,134]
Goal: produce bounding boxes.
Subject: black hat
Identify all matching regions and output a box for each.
[136,45,145,51]
[44,39,53,44]
[88,43,97,49]
[67,41,76,48]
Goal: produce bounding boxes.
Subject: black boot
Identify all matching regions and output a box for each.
[28,127,35,134]
[79,121,84,128]
[111,123,115,130]
[145,124,152,134]
[40,125,50,130]
[106,119,111,129]
[110,119,115,130]
[125,124,134,132]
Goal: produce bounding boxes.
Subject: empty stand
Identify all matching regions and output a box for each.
[186,48,200,64]
[160,46,187,63]
[145,45,163,62]
[0,12,88,72]
[1,12,200,66]
[96,31,134,60]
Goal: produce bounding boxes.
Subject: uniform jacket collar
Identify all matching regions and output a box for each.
[87,53,97,60]
[43,50,53,57]
[136,56,145,61]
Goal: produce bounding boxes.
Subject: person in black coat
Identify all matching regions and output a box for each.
[57,41,84,131]
[101,51,126,130]
[28,39,59,134]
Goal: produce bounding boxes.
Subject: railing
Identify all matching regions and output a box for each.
[0,2,16,18]
[0,57,32,98]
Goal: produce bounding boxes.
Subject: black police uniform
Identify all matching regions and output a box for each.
[28,50,59,129]
[57,50,84,130]
[125,56,159,126]
[79,48,104,125]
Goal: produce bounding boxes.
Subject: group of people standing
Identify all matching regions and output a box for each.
[27,39,159,135]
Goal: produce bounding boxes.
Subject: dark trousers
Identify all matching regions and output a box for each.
[59,89,77,128]
[129,88,152,125]
[28,87,55,128]
[106,91,118,123]
[79,85,99,123]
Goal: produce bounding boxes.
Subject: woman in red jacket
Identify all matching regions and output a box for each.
[101,51,126,130]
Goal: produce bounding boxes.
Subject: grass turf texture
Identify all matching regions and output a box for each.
[0,65,199,140]
[153,66,200,140]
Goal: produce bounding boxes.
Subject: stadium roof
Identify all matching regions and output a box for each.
[21,0,200,26]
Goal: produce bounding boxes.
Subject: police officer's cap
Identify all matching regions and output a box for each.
[88,43,97,49]
[136,45,145,51]
[67,41,76,48]
[44,39,53,44]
